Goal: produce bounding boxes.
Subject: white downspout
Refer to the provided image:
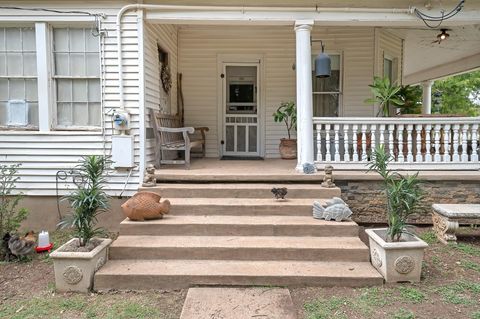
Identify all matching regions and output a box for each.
[116,4,414,108]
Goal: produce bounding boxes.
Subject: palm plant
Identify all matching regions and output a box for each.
[273,101,296,139]
[367,145,424,242]
[58,155,110,247]
[365,76,404,117]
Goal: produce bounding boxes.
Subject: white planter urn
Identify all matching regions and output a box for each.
[50,238,112,293]
[365,228,428,283]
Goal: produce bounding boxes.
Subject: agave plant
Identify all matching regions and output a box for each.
[367,145,424,242]
[365,76,404,117]
[58,155,110,247]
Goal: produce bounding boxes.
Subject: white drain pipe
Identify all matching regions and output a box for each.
[115,4,414,108]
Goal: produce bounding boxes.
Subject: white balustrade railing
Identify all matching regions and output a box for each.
[313,117,480,170]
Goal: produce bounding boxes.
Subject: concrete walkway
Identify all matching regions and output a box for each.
[180,287,297,319]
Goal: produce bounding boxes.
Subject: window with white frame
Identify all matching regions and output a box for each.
[0,27,38,128]
[312,54,341,117]
[53,28,101,128]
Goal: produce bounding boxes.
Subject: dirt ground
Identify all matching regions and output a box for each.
[0,227,479,319]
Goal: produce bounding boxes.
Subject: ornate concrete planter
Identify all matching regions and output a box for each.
[50,238,112,293]
[365,228,428,283]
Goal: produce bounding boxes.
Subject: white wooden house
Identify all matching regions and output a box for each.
[0,0,479,198]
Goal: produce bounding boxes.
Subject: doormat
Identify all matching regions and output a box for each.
[221,156,264,160]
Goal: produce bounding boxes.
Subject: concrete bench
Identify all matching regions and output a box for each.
[432,204,480,244]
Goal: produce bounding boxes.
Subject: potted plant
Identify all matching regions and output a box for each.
[273,101,297,159]
[51,155,112,292]
[365,76,404,117]
[365,145,428,283]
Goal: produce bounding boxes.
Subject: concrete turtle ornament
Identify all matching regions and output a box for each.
[313,197,352,222]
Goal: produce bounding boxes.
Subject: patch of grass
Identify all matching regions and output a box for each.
[455,243,480,257]
[471,311,480,319]
[419,230,437,244]
[304,296,348,319]
[398,286,426,303]
[461,259,480,272]
[103,301,163,319]
[431,255,441,265]
[0,297,62,319]
[60,296,87,312]
[435,281,480,305]
[390,308,415,319]
[351,287,394,316]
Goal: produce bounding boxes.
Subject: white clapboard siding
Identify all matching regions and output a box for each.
[178,25,376,158]
[375,28,404,82]
[0,3,142,196]
[143,22,178,166]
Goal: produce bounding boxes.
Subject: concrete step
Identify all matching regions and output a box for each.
[95,259,383,290]
[119,215,359,237]
[140,184,340,199]
[163,198,326,216]
[109,235,369,262]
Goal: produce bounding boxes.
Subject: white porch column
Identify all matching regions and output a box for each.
[294,20,314,171]
[422,80,434,114]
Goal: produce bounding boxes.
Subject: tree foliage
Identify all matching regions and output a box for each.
[433,70,480,116]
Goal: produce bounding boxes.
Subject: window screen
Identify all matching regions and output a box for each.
[0,27,38,127]
[53,28,101,128]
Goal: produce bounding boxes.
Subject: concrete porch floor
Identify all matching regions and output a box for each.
[154,158,480,183]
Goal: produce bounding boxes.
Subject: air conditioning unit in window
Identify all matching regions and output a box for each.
[7,100,28,126]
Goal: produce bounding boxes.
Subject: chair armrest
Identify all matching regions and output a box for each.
[194,127,209,133]
[159,126,195,134]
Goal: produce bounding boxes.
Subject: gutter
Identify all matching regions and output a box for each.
[115,4,414,108]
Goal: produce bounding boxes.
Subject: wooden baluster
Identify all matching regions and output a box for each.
[334,124,340,162]
[361,124,367,161]
[325,124,331,162]
[379,124,385,146]
[343,124,350,162]
[434,124,441,162]
[425,124,432,162]
[316,124,322,162]
[397,124,405,162]
[389,124,395,160]
[370,124,376,161]
[461,124,469,162]
[353,124,359,162]
[472,124,479,162]
[406,124,413,162]
[415,124,422,162]
[444,124,451,162]
[452,124,460,162]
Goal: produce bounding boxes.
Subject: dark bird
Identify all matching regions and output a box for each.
[2,233,14,261]
[271,187,288,200]
[8,231,36,259]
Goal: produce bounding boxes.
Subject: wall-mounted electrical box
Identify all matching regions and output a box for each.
[111,135,134,168]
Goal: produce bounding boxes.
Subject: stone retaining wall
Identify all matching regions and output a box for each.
[338,180,480,224]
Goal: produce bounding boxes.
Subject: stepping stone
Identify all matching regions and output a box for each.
[180,287,297,319]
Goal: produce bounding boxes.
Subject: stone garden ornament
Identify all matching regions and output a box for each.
[321,165,335,188]
[142,164,156,187]
[312,197,352,221]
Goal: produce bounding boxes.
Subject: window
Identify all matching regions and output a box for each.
[53,28,100,128]
[384,57,393,82]
[0,27,38,128]
[312,54,341,117]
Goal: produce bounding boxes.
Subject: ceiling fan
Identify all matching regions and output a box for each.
[432,29,450,44]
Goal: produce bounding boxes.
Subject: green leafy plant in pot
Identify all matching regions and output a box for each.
[365,76,404,117]
[273,101,297,159]
[364,145,428,282]
[51,155,113,292]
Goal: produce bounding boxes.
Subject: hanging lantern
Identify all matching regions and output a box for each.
[314,42,331,78]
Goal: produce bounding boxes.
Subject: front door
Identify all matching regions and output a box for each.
[222,63,260,157]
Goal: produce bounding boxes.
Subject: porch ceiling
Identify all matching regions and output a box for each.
[388,25,480,84]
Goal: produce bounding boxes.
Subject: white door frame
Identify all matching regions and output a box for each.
[216,54,265,158]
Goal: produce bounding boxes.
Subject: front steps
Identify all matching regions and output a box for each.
[95,183,383,290]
